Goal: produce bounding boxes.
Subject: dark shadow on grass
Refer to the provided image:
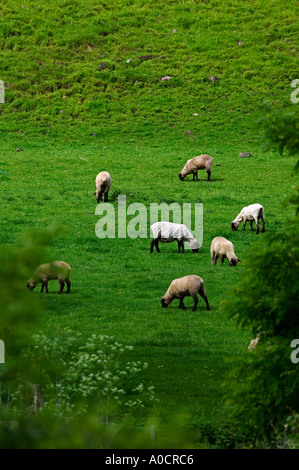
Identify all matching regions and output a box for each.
[179,178,225,182]
[35,291,71,295]
[161,305,212,312]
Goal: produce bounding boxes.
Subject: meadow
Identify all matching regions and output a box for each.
[0,0,298,447]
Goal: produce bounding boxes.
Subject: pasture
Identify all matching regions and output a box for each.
[1,134,297,444]
[0,0,298,447]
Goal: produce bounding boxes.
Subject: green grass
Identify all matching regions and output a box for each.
[1,135,298,444]
[0,0,298,139]
[0,0,298,447]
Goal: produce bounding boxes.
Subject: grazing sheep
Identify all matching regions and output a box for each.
[150,221,200,253]
[93,171,112,203]
[179,154,213,182]
[161,275,210,312]
[231,203,265,234]
[210,236,241,267]
[248,333,260,351]
[26,261,71,294]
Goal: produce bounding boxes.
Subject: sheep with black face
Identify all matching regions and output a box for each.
[179,154,213,182]
[150,222,200,253]
[26,261,71,294]
[231,204,265,234]
[161,275,210,312]
[210,236,241,266]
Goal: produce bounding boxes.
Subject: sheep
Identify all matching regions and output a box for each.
[161,275,210,312]
[248,333,260,351]
[93,171,112,203]
[179,154,213,182]
[210,236,241,267]
[150,221,200,253]
[26,261,71,294]
[231,203,265,234]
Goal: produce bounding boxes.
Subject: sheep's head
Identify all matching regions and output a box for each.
[178,173,185,181]
[191,240,200,253]
[231,222,238,231]
[229,258,241,267]
[26,279,36,291]
[161,298,168,308]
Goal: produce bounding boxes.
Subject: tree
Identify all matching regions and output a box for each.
[217,104,299,447]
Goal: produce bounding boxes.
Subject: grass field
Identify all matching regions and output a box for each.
[0,0,298,448]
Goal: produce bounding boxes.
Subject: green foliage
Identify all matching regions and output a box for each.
[221,222,299,339]
[23,332,157,416]
[219,212,299,445]
[221,338,299,445]
[258,103,299,159]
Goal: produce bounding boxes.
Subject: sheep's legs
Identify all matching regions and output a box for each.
[104,193,108,202]
[243,220,247,231]
[66,279,71,294]
[192,296,198,311]
[250,220,254,231]
[97,191,103,203]
[220,257,224,265]
[58,280,65,294]
[150,239,160,253]
[193,172,199,181]
[256,219,260,234]
[206,170,211,181]
[177,240,184,253]
[41,281,49,293]
[199,289,210,311]
[202,294,210,311]
[179,298,186,310]
[261,217,265,232]
[211,252,218,265]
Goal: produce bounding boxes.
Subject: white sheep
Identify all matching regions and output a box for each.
[26,261,71,294]
[210,236,241,267]
[150,221,200,253]
[179,154,213,182]
[94,171,112,203]
[231,203,265,234]
[161,275,210,311]
[248,333,260,351]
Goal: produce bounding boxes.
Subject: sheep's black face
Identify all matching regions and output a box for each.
[178,173,184,181]
[229,259,238,267]
[26,281,35,292]
[192,248,199,253]
[161,298,167,308]
[231,222,238,231]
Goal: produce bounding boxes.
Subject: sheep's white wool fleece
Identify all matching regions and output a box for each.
[150,222,194,243]
[234,204,263,223]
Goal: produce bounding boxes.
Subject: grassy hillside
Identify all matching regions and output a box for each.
[0,0,298,139]
[0,0,298,448]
